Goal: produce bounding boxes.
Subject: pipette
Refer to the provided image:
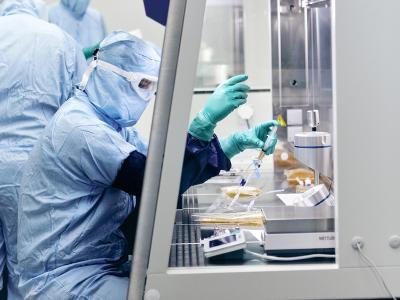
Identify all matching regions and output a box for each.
[256,125,278,163]
[229,116,286,209]
[254,114,286,167]
[241,124,278,185]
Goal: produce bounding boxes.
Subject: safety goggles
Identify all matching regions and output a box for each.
[79,58,158,101]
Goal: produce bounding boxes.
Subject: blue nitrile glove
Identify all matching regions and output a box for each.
[220,120,280,159]
[82,42,100,60]
[189,74,250,141]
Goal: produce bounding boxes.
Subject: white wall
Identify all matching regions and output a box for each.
[44,0,165,47]
[243,0,271,89]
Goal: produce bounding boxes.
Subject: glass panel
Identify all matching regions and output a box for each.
[195,0,245,88]
[170,0,335,269]
[272,0,309,108]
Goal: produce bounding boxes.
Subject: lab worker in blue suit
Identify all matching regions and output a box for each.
[0,0,45,15]
[48,0,107,48]
[17,31,278,300]
[0,0,87,298]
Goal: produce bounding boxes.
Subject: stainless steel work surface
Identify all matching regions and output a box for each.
[169,171,335,268]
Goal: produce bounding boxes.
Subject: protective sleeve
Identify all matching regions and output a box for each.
[112,150,146,198]
[180,134,231,193]
[112,134,231,196]
[58,125,135,187]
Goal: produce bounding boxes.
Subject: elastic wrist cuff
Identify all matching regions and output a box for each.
[188,112,216,142]
[220,134,241,159]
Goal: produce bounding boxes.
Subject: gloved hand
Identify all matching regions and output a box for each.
[220,120,280,159]
[189,74,250,141]
[82,43,100,60]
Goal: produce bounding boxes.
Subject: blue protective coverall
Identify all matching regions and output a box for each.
[17,31,231,300]
[0,0,48,19]
[48,0,107,48]
[0,0,87,298]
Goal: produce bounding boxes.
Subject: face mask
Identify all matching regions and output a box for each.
[61,0,89,16]
[79,58,158,102]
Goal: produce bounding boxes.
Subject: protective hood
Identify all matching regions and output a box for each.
[83,31,161,128]
[61,0,89,17]
[1,0,40,17]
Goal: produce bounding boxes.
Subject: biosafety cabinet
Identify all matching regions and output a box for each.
[128,0,400,299]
